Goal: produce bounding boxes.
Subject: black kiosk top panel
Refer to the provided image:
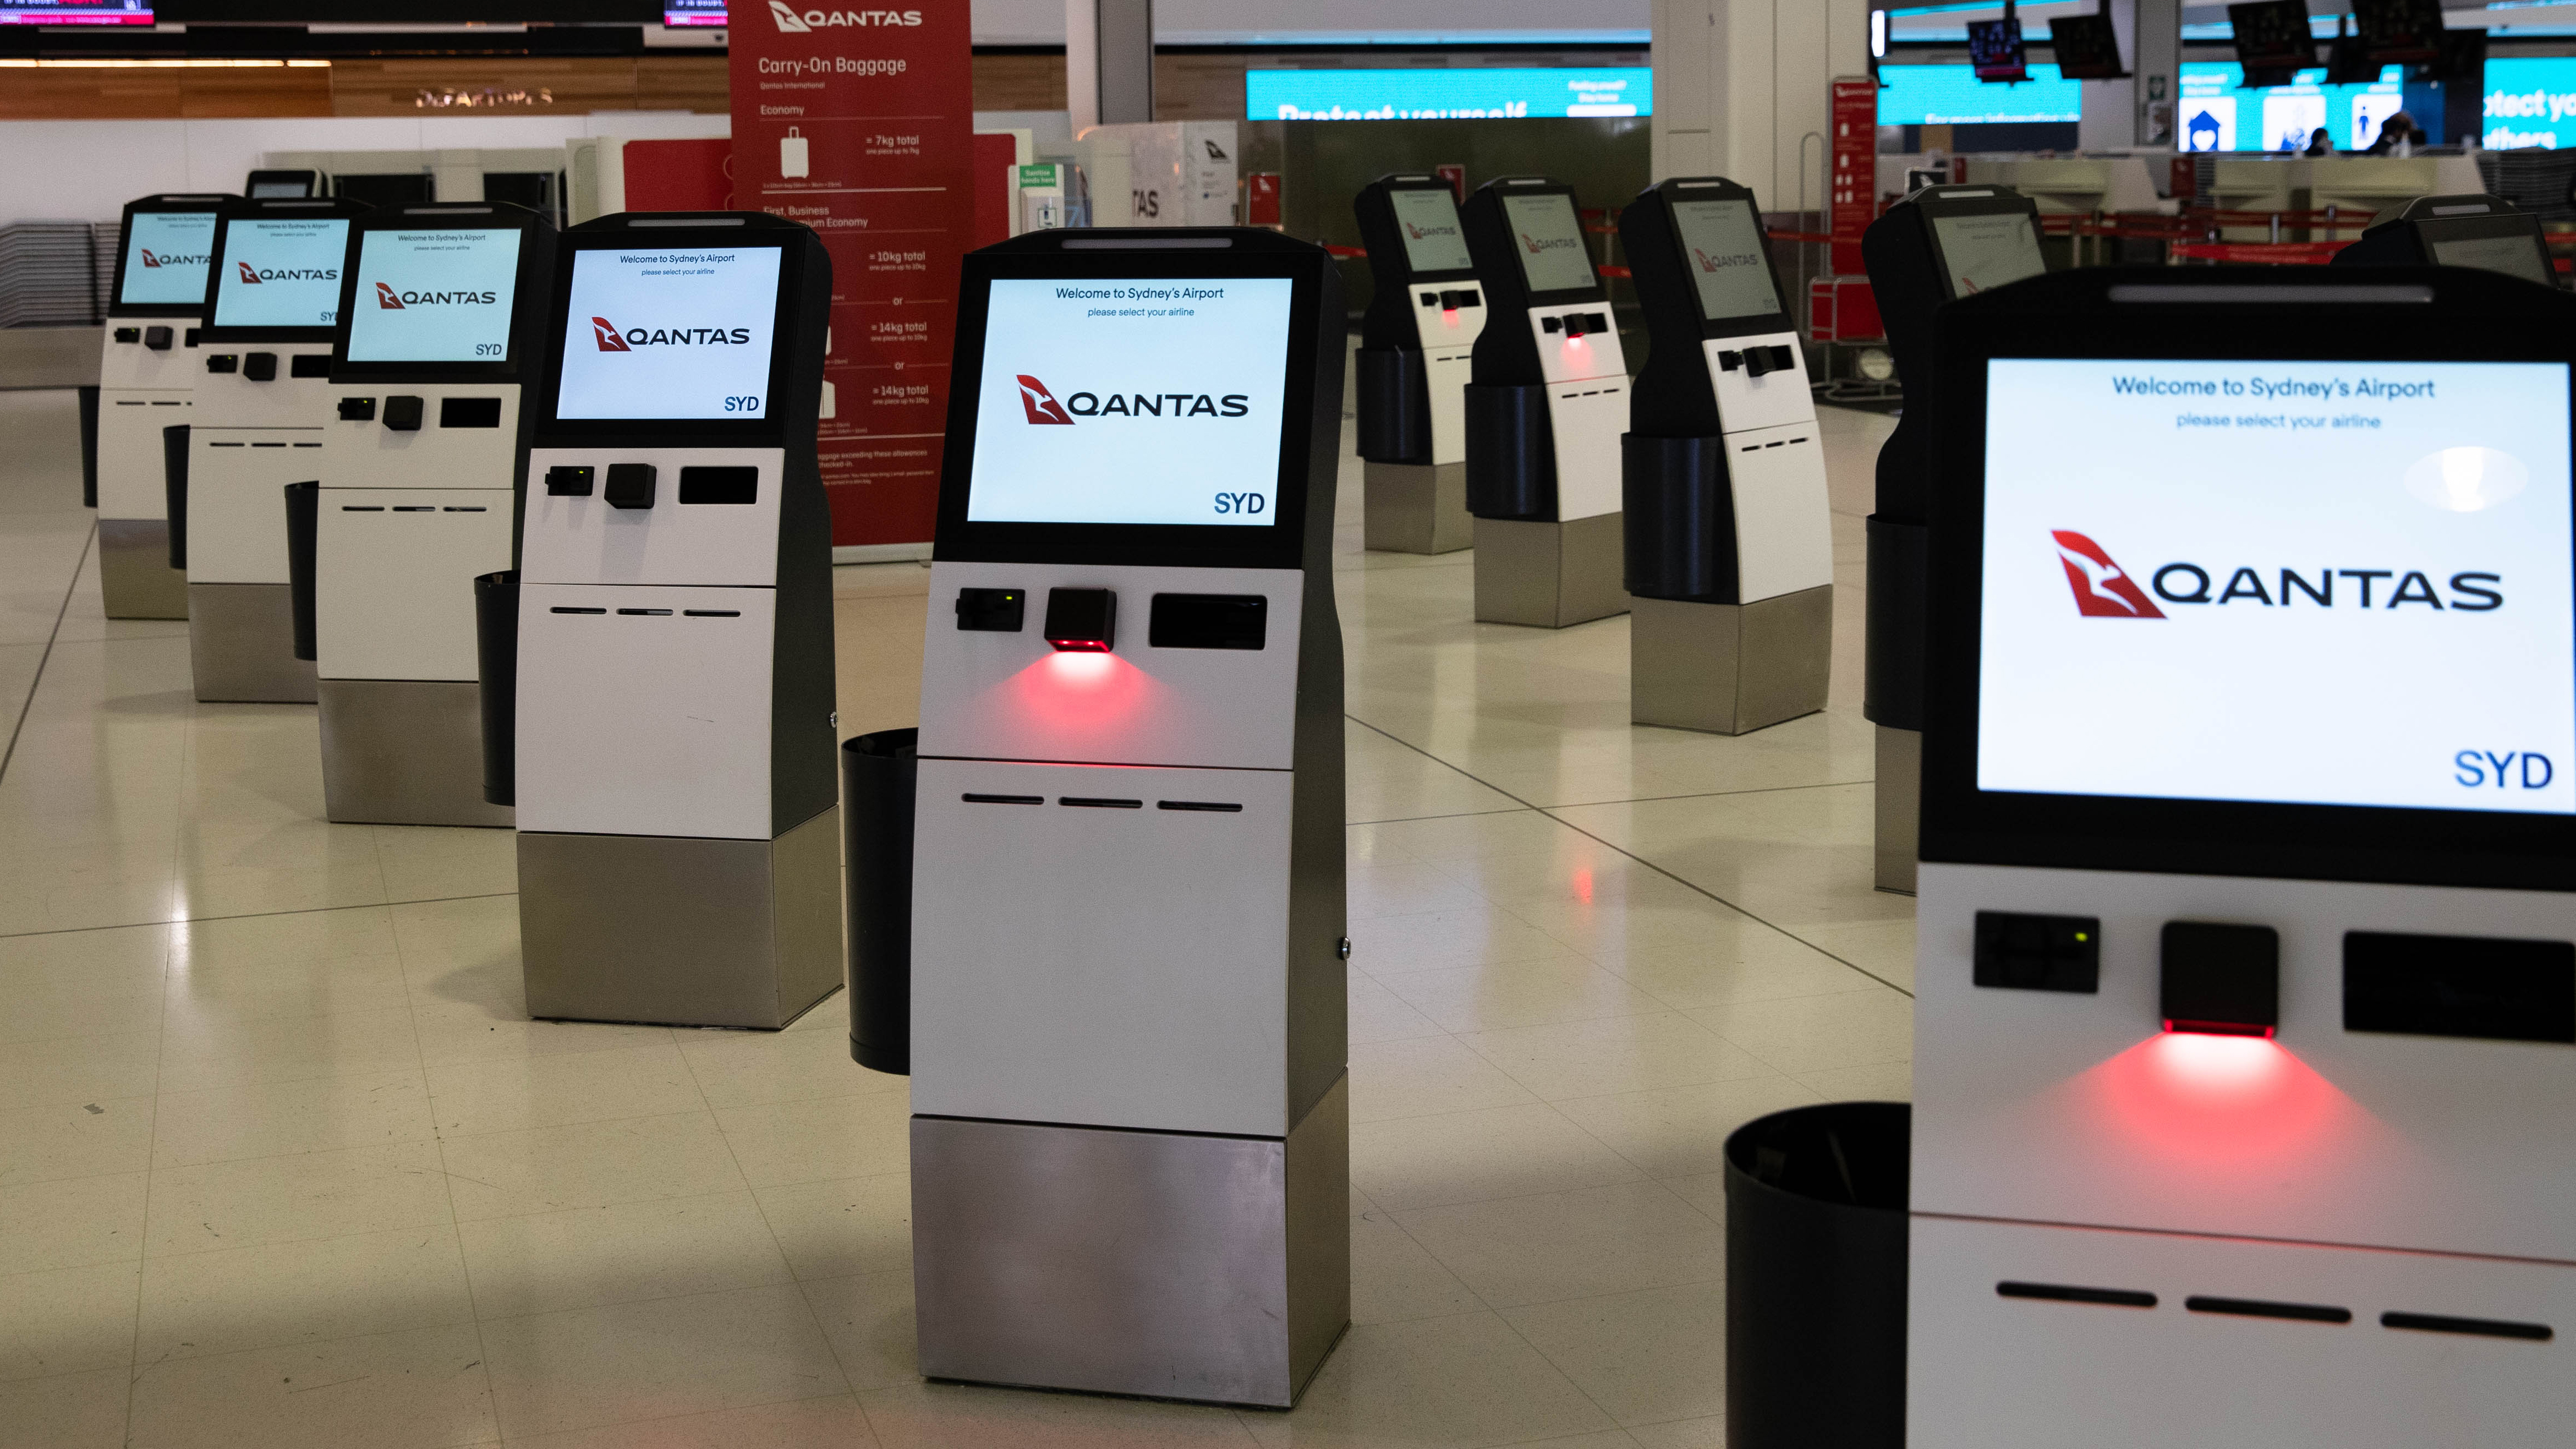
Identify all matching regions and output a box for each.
[531,211,830,445]
[108,193,235,318]
[1355,174,1476,352]
[198,196,371,344]
[933,227,1343,574]
[1623,176,1797,437]
[1462,178,1606,310]
[332,202,557,384]
[2334,195,2557,289]
[1920,267,2576,893]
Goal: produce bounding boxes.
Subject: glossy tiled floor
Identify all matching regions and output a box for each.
[0,381,1907,1447]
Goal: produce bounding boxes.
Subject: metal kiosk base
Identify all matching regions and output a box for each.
[319,679,513,828]
[99,520,188,620]
[1630,587,1833,735]
[1472,513,1629,628]
[1874,724,1919,895]
[517,806,843,1029]
[912,1075,1351,1409]
[188,583,316,703]
[1363,461,1472,555]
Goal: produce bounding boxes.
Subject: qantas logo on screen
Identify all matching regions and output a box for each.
[589,316,754,351]
[767,0,922,30]
[139,249,208,270]
[233,261,336,285]
[1520,230,1582,255]
[376,282,497,309]
[1011,373,1249,422]
[1693,245,1763,274]
[1403,220,1459,242]
[2052,530,2507,615]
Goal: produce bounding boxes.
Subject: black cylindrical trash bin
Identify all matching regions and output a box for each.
[1462,381,1556,520]
[284,482,319,661]
[1621,433,1733,602]
[77,385,99,509]
[1355,346,1430,464]
[1862,516,1928,731]
[473,571,518,807]
[842,728,916,1075]
[1725,1101,1909,1449]
[161,424,189,569]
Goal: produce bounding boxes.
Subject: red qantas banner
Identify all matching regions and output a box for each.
[1829,76,1877,278]
[731,2,973,548]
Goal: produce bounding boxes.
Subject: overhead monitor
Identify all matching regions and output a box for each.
[1500,193,1597,295]
[553,245,782,420]
[0,0,150,23]
[965,276,1294,527]
[1931,211,2047,297]
[1668,197,1780,322]
[663,0,724,23]
[345,227,524,364]
[1966,18,2029,83]
[1976,356,2573,817]
[2426,229,2555,287]
[210,215,353,330]
[2047,14,2125,80]
[1388,188,1473,275]
[118,210,217,308]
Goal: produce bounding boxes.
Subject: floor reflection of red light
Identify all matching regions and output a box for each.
[1571,867,1593,906]
[2084,1032,2361,1173]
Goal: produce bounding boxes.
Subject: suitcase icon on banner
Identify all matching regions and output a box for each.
[781,127,809,179]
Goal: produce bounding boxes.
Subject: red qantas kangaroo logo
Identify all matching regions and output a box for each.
[374,282,406,309]
[141,249,165,268]
[1015,374,1074,424]
[2052,531,2165,618]
[589,316,632,352]
[235,260,262,285]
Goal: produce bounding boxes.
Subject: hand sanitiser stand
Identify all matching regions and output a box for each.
[96,192,229,620]
[502,212,841,1029]
[188,196,370,701]
[1861,182,2047,890]
[1459,176,1629,628]
[906,227,1350,1407]
[1616,176,1833,735]
[305,202,554,827]
[1352,173,1486,554]
[1910,265,2576,1447]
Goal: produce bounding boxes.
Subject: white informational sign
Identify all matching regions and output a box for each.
[345,229,522,364]
[211,217,352,329]
[554,246,783,420]
[119,211,217,307]
[967,276,1293,526]
[1978,357,2575,815]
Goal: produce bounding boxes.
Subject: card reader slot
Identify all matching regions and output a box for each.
[2184,1295,2351,1324]
[2380,1311,2552,1341]
[2342,931,2575,1044]
[1996,1281,2156,1309]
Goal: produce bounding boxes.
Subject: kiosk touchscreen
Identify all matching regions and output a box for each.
[1861,182,2048,890]
[2332,193,2558,287]
[1353,173,1487,554]
[188,196,369,702]
[1619,176,1834,735]
[1459,176,1631,628]
[305,203,554,828]
[96,192,232,620]
[503,212,838,1030]
[1910,266,2576,1447]
[907,227,1349,1408]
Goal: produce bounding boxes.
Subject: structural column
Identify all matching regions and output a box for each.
[1066,0,1154,132]
[1652,0,1871,210]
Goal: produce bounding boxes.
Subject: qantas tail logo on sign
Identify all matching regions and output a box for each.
[1016,375,1074,424]
[767,0,922,29]
[1521,231,1581,256]
[139,248,207,270]
[589,316,750,351]
[2052,531,2166,619]
[236,261,263,285]
[375,282,407,309]
[590,316,632,352]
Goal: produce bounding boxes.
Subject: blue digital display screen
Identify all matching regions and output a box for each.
[1876,63,2083,126]
[2178,63,2409,153]
[2484,57,2576,151]
[1246,67,1651,121]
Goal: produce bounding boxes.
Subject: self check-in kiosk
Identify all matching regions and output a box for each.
[189,196,369,702]
[2333,194,2558,287]
[1461,176,1630,628]
[907,228,1349,1407]
[1910,266,2576,1446]
[1618,176,1833,735]
[305,203,554,827]
[1861,183,2048,890]
[503,212,839,1029]
[1353,173,1487,554]
[97,193,231,620]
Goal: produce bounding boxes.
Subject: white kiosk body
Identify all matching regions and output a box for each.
[907,228,1350,1408]
[1353,173,1488,554]
[188,197,368,702]
[96,193,229,620]
[508,212,841,1030]
[1911,267,2576,1447]
[1618,175,1834,735]
[309,204,552,827]
[1460,176,1630,628]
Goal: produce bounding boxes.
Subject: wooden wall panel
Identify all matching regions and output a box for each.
[327,57,644,116]
[972,52,1065,112]
[0,64,332,121]
[633,54,728,113]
